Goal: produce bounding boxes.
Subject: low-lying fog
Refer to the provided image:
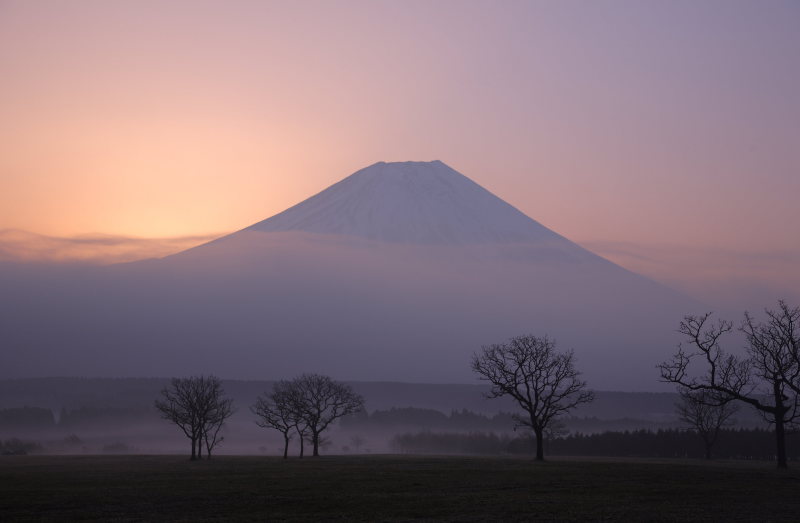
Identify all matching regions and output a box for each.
[1,378,768,457]
[0,230,706,391]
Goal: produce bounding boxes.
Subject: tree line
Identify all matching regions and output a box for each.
[390,428,800,460]
[0,407,56,430]
[149,299,800,467]
[341,407,518,431]
[549,428,800,460]
[0,406,157,432]
[155,373,363,460]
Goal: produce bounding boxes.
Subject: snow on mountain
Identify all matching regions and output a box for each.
[249,161,568,246]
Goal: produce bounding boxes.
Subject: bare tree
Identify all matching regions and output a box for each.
[290,374,364,457]
[308,433,333,453]
[199,380,235,459]
[471,335,594,461]
[154,375,235,460]
[659,311,800,468]
[155,377,202,460]
[295,421,310,458]
[742,300,800,394]
[290,388,312,458]
[252,381,299,459]
[676,388,738,459]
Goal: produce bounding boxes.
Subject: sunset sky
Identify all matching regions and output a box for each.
[1,0,798,306]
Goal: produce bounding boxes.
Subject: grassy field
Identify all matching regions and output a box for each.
[1,455,799,521]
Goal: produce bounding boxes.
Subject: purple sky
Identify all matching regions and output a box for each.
[1,0,798,308]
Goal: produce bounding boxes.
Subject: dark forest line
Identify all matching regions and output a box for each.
[1,404,683,435]
[391,428,800,461]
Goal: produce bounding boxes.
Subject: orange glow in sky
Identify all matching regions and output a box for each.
[1,0,798,275]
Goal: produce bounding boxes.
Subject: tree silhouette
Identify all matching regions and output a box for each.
[676,388,738,459]
[252,380,301,459]
[659,307,800,468]
[471,334,593,461]
[290,374,364,457]
[742,301,800,394]
[199,379,235,459]
[155,375,234,460]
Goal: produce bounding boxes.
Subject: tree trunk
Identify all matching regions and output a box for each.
[534,428,544,461]
[773,380,788,469]
[313,433,320,457]
[700,432,713,460]
[775,412,788,469]
[190,436,197,461]
[775,417,789,469]
[283,435,289,459]
[299,434,305,458]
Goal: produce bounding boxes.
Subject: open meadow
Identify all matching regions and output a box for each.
[2,455,799,521]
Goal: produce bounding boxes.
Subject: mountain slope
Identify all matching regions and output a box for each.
[246,160,568,245]
[0,161,700,390]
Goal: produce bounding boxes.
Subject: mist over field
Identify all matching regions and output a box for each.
[0,377,770,459]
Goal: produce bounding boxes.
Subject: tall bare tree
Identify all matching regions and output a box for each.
[155,375,235,460]
[676,388,738,459]
[659,310,800,468]
[291,374,364,457]
[471,334,594,461]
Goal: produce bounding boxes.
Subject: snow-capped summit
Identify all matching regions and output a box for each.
[248,161,563,245]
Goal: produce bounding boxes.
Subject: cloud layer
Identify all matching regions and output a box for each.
[583,240,800,312]
[2,229,797,313]
[0,229,222,265]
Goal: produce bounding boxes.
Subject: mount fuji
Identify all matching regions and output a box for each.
[1,161,698,390]
[249,160,578,245]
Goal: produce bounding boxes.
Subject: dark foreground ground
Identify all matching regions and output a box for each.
[2,455,799,521]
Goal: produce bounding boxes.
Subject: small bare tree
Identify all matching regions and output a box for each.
[155,375,235,460]
[155,377,202,460]
[291,374,364,457]
[676,388,738,459]
[471,335,594,461]
[199,380,235,459]
[295,420,310,458]
[252,381,299,459]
